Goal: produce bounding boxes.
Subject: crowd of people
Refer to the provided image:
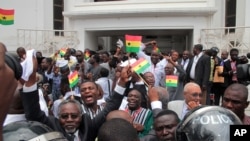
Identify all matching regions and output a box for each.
[0,39,250,141]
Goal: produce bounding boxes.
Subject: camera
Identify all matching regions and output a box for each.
[5,52,23,80]
[237,53,250,85]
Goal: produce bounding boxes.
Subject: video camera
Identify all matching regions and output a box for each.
[5,52,23,80]
[237,53,250,85]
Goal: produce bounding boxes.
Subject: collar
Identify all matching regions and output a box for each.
[230,59,236,62]
[197,52,203,58]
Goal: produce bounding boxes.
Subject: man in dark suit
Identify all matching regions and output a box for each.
[186,44,211,105]
[178,50,190,72]
[21,55,131,141]
[221,48,248,87]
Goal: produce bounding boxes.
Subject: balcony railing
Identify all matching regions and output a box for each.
[17,29,79,57]
[201,26,250,55]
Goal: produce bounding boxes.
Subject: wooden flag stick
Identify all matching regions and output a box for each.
[128,56,149,87]
[70,88,74,100]
[136,73,149,87]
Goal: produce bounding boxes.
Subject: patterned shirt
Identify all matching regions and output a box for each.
[82,104,104,119]
[243,114,250,125]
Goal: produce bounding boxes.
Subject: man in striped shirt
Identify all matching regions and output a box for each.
[125,88,154,138]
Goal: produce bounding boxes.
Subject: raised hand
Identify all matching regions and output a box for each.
[187,101,200,110]
[148,87,159,102]
[25,56,38,87]
[118,65,132,87]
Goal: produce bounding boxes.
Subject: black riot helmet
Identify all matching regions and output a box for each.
[3,120,67,141]
[175,106,242,141]
[210,47,219,54]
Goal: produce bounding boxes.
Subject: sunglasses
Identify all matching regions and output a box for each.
[59,114,80,120]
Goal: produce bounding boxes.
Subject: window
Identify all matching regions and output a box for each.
[53,0,64,35]
[225,0,236,33]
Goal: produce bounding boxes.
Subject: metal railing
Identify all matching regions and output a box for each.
[200,26,250,55]
[17,29,79,57]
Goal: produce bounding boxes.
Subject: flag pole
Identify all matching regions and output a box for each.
[70,87,74,100]
[128,55,149,87]
[136,73,149,87]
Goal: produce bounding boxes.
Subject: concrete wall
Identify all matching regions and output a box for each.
[63,0,217,51]
[1,0,250,53]
[0,0,53,51]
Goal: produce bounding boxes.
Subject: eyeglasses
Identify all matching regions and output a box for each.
[155,124,177,132]
[59,114,80,120]
[223,97,244,105]
[191,93,202,97]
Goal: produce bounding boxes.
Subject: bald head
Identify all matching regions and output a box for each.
[155,87,169,109]
[106,110,132,123]
[225,83,248,101]
[183,82,200,93]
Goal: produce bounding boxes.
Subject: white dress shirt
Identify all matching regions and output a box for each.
[181,102,189,120]
[181,58,189,71]
[190,52,203,79]
[95,77,113,100]
[137,43,166,86]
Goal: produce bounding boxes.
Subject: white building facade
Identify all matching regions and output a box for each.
[0,0,250,56]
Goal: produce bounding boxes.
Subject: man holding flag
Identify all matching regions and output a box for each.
[125,35,166,87]
[20,50,133,141]
[160,55,186,101]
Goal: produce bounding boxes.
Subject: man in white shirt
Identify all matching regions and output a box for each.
[186,44,211,105]
[95,67,113,102]
[136,41,166,86]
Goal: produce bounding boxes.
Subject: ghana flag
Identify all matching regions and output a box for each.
[0,8,14,25]
[166,75,178,87]
[84,51,90,60]
[131,58,150,74]
[68,71,79,88]
[125,34,142,53]
[153,45,160,53]
[60,48,67,56]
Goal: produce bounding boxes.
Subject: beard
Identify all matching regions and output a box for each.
[65,127,77,134]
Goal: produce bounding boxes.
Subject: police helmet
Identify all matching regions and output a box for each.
[70,48,76,56]
[210,47,219,54]
[3,120,67,141]
[176,106,242,141]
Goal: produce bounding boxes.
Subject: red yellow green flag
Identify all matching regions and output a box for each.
[84,51,90,60]
[153,45,160,53]
[131,58,150,74]
[0,8,14,25]
[68,71,79,88]
[125,34,142,53]
[166,75,178,87]
[60,48,67,56]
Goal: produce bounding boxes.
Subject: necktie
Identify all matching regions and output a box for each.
[69,134,75,141]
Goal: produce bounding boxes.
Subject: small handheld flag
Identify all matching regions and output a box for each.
[166,75,178,87]
[153,45,160,53]
[0,8,14,25]
[60,48,67,57]
[125,34,142,53]
[131,58,150,74]
[84,51,90,60]
[68,71,79,88]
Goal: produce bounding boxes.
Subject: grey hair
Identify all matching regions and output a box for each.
[57,99,83,116]
[183,82,200,93]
